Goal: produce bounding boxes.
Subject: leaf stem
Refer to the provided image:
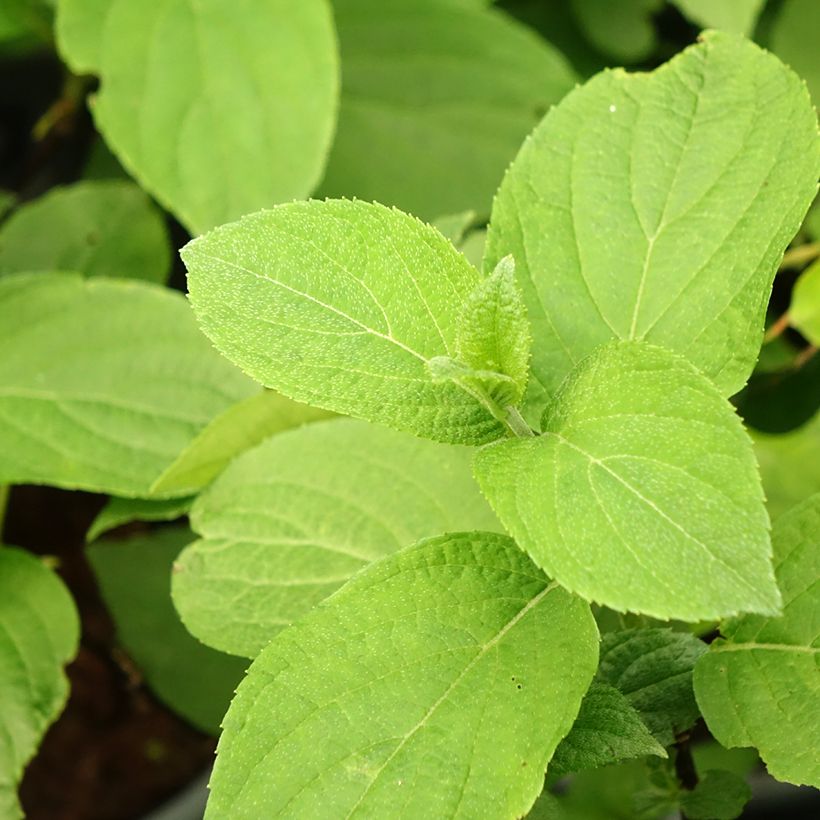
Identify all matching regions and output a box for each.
[780,241,820,270]
[764,311,790,343]
[505,406,535,438]
[795,344,818,369]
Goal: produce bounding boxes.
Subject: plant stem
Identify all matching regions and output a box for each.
[764,311,791,343]
[505,406,535,438]
[674,734,698,792]
[31,72,92,142]
[795,344,818,369]
[780,241,820,270]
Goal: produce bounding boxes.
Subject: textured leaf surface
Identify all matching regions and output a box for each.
[474,341,778,621]
[485,31,819,404]
[86,495,193,543]
[0,273,256,496]
[694,494,820,787]
[57,0,338,234]
[789,258,820,346]
[680,770,751,820]
[207,532,598,819]
[150,391,331,496]
[0,548,79,820]
[174,419,500,658]
[0,180,170,282]
[551,683,665,776]
[184,200,513,444]
[89,528,245,734]
[771,0,820,104]
[671,0,765,35]
[317,0,575,220]
[597,628,706,745]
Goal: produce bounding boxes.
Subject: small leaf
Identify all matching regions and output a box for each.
[0,273,257,496]
[0,180,170,283]
[173,418,501,658]
[318,0,576,219]
[485,31,819,406]
[474,340,779,621]
[788,258,820,346]
[694,493,820,787]
[670,0,765,36]
[86,495,193,543]
[679,770,752,820]
[88,527,246,735]
[183,200,511,444]
[56,0,339,234]
[150,390,332,496]
[0,547,79,819]
[551,683,666,777]
[597,628,707,746]
[206,532,599,819]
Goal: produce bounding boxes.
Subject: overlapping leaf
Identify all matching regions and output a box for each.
[206,532,598,818]
[173,419,500,658]
[474,341,779,621]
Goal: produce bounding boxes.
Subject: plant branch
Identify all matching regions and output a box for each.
[674,733,699,792]
[764,311,791,343]
[780,241,820,270]
[505,406,536,438]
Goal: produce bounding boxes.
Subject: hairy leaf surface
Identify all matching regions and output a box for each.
[207,532,598,818]
[694,494,820,787]
[174,419,500,658]
[0,273,256,496]
[474,341,779,621]
[485,32,819,404]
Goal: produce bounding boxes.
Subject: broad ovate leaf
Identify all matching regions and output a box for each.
[474,341,780,621]
[694,493,820,787]
[207,532,599,818]
[318,0,576,219]
[173,419,500,658]
[0,548,79,820]
[485,31,819,405]
[0,180,170,283]
[89,528,246,734]
[184,200,520,444]
[0,273,257,496]
[57,0,339,234]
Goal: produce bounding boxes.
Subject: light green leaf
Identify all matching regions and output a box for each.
[598,628,706,746]
[86,495,193,543]
[671,0,765,36]
[771,0,820,104]
[474,341,779,621]
[789,258,820,346]
[694,493,820,787]
[0,272,257,496]
[173,418,501,658]
[206,532,599,819]
[0,547,79,820]
[150,390,332,497]
[570,0,661,62]
[317,0,576,220]
[485,31,819,405]
[0,180,170,283]
[753,412,820,520]
[551,683,666,777]
[680,770,751,820]
[183,199,512,444]
[57,0,339,234]
[432,210,479,248]
[55,0,109,72]
[89,527,245,734]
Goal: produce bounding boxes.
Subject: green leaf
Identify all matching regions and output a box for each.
[150,390,332,497]
[694,493,820,787]
[485,31,819,405]
[771,0,820,104]
[0,0,52,51]
[753,412,820,520]
[86,495,193,543]
[551,683,666,777]
[670,0,765,36]
[173,418,501,658]
[789,258,820,346]
[89,527,245,734]
[206,532,599,818]
[317,0,576,220]
[183,199,512,444]
[0,272,257,496]
[570,0,661,62]
[0,547,79,820]
[0,180,170,283]
[474,341,779,621]
[679,770,751,820]
[598,628,706,746]
[57,0,339,234]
